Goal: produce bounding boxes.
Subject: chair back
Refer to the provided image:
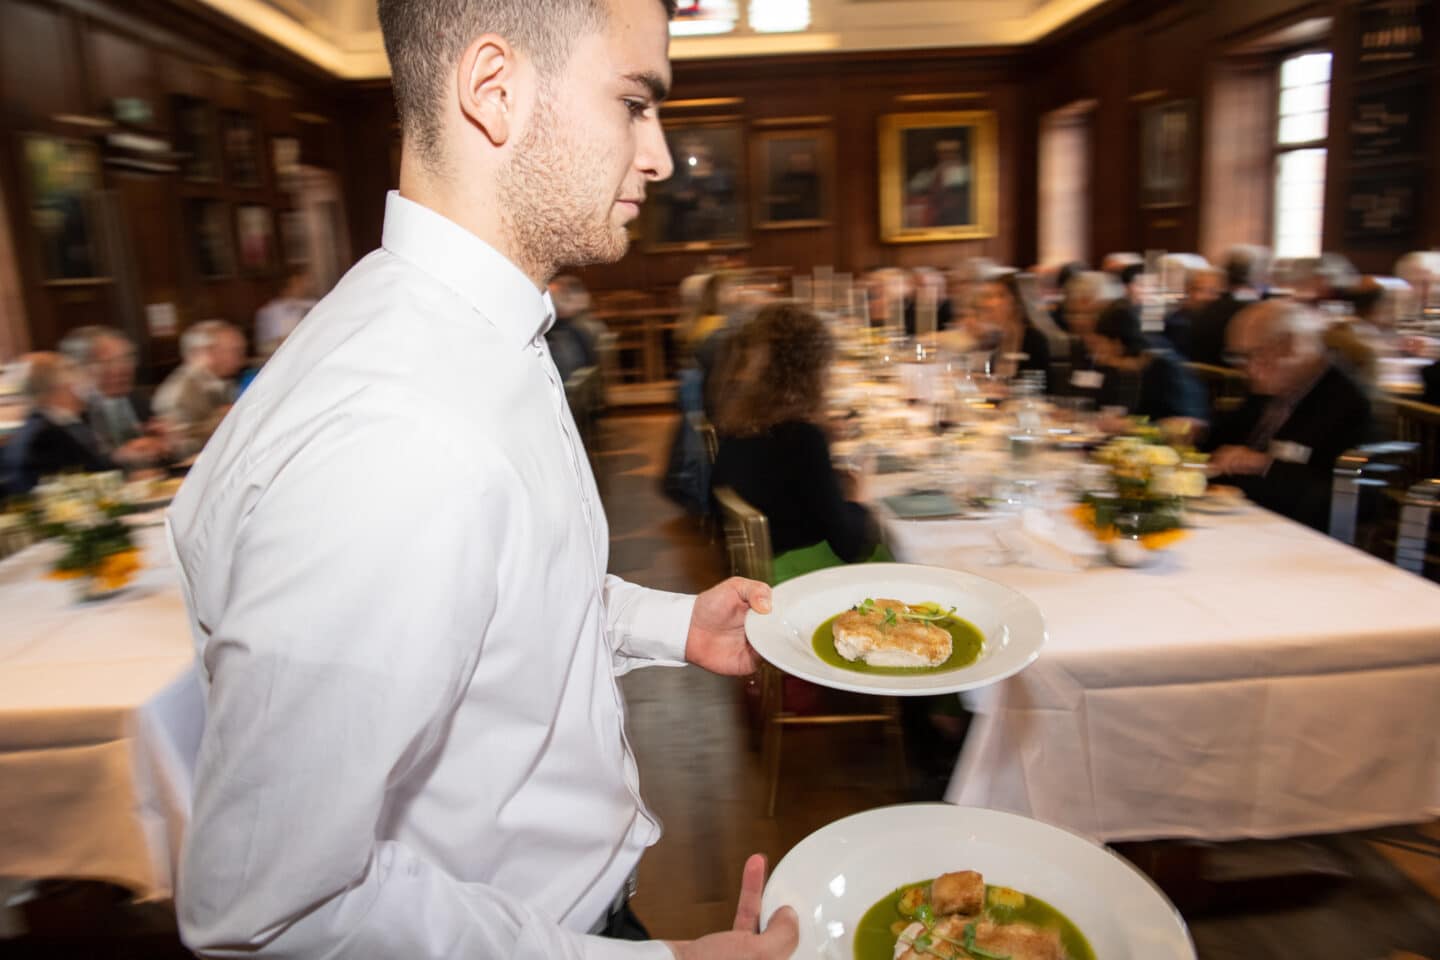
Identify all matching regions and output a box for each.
[714,485,773,584]
[1391,398,1440,481]
[1329,442,1417,545]
[691,412,719,465]
[1396,478,1440,576]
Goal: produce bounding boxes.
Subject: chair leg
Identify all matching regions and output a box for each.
[763,717,783,817]
[886,705,909,796]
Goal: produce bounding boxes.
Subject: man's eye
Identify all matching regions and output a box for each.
[624,99,649,119]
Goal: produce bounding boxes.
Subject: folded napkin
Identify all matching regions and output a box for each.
[993,508,1102,572]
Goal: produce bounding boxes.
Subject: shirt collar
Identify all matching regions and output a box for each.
[380,190,556,348]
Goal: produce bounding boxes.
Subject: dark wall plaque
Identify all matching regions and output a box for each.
[1357,0,1432,78]
[1345,169,1422,244]
[1350,77,1426,162]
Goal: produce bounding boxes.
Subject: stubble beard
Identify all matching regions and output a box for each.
[499,97,630,283]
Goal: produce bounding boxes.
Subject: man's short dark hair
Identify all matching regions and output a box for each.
[1119,262,1144,288]
[379,0,677,168]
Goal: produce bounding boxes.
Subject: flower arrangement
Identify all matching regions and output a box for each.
[1073,435,1206,550]
[27,472,142,597]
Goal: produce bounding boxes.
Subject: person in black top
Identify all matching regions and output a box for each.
[1049,261,1088,332]
[1204,300,1373,531]
[1189,245,1267,366]
[970,272,1051,389]
[543,276,600,382]
[1085,302,1207,426]
[2,352,115,497]
[1161,266,1223,358]
[711,302,878,563]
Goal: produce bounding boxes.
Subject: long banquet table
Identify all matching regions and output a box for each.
[0,522,202,899]
[879,495,1440,842]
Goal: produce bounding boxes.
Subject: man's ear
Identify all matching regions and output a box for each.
[456,34,514,146]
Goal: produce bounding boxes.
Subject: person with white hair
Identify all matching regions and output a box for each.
[1162,265,1223,358]
[1189,245,1269,365]
[153,319,247,457]
[1,352,114,495]
[1204,299,1372,531]
[59,325,169,465]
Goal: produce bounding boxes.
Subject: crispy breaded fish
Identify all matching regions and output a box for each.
[895,914,1062,960]
[833,598,952,667]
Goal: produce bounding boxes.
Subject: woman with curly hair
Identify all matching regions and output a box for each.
[711,301,882,583]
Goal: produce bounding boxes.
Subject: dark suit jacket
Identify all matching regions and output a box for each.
[1098,349,1208,422]
[1188,292,1251,366]
[2,410,114,497]
[1162,306,1198,358]
[1204,364,1372,531]
[84,391,152,453]
[1422,361,1440,407]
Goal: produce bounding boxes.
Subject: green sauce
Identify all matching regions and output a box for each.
[812,612,984,676]
[855,881,1095,960]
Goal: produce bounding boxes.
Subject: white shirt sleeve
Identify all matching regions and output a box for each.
[603,575,694,674]
[179,418,670,960]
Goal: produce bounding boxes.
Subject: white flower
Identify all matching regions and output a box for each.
[1143,445,1181,467]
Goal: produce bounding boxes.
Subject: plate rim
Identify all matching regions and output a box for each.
[746,562,1045,697]
[760,801,1196,958]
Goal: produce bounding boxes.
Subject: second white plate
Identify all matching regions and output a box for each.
[745,562,1044,696]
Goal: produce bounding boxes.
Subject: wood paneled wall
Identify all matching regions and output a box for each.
[338,48,1035,297]
[1029,0,1440,274]
[0,0,346,377]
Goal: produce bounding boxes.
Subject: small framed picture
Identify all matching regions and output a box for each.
[21,134,106,282]
[173,95,220,183]
[185,198,236,278]
[753,128,833,229]
[236,205,276,273]
[222,111,262,188]
[647,120,747,251]
[271,136,301,193]
[279,209,309,266]
[1140,100,1194,209]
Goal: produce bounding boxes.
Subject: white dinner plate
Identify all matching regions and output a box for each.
[761,803,1195,960]
[745,562,1044,696]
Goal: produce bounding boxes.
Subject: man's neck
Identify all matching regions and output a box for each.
[399,167,550,292]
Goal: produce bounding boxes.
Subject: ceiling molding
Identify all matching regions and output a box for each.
[190,0,1112,80]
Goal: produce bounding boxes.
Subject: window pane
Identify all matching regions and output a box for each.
[750,0,810,32]
[1273,148,1327,258]
[1280,83,1329,116]
[670,0,738,36]
[1278,111,1329,144]
[1281,52,1332,88]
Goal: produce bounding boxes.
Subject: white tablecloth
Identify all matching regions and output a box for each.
[0,523,202,899]
[881,502,1440,842]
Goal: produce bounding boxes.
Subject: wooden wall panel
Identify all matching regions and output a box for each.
[86,24,160,126]
[0,0,85,125]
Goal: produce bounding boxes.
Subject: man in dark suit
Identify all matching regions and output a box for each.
[2,353,116,496]
[1188,245,1268,366]
[1162,266,1223,358]
[1205,300,1372,531]
[59,325,168,465]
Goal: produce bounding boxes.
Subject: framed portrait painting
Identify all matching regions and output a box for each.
[236,205,276,273]
[173,95,220,183]
[753,127,833,229]
[222,111,262,188]
[879,111,998,243]
[185,198,236,279]
[646,120,746,251]
[1140,99,1193,209]
[22,135,105,282]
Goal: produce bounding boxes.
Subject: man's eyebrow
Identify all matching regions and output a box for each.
[624,71,669,103]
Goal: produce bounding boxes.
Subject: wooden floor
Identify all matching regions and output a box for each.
[3,411,1439,959]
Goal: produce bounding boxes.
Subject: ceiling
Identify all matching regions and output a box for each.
[197,0,1108,79]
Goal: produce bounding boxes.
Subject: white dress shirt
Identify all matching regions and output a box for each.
[167,191,692,960]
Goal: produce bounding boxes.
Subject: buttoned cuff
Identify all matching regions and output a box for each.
[611,587,694,673]
[582,935,677,960]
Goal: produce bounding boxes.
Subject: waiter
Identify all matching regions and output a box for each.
[167,0,798,957]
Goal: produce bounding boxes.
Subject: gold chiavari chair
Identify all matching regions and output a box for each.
[712,486,906,816]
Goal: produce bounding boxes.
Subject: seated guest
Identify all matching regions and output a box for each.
[1118,262,1146,308]
[254,269,316,357]
[1048,261,1088,332]
[1325,275,1408,390]
[544,275,599,382]
[153,320,246,458]
[969,272,1052,388]
[1423,360,1440,406]
[1060,270,1124,396]
[904,267,954,336]
[1205,300,1372,531]
[1189,245,1268,366]
[59,325,168,466]
[712,302,881,582]
[1085,305,1207,426]
[1,353,116,495]
[1162,266,1223,358]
